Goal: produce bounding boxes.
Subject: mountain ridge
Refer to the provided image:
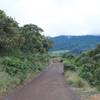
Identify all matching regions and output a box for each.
[49,35,100,53]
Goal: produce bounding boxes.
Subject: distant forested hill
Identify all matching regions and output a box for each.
[49,35,100,53]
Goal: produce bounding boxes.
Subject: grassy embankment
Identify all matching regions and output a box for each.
[0,53,50,96]
[53,45,100,100]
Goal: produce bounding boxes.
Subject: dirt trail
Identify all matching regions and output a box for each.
[3,62,80,100]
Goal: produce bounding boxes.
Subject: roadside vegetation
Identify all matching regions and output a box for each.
[0,10,52,96]
[61,44,100,99]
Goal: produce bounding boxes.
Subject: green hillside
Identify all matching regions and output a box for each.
[50,35,100,53]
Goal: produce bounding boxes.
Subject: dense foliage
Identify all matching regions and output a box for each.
[0,9,51,94]
[62,44,100,88]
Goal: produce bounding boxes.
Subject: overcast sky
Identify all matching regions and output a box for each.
[0,0,100,36]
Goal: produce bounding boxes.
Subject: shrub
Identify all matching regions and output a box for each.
[65,71,89,88]
[79,63,99,86]
[0,72,15,95]
[2,57,29,76]
[60,59,63,62]
[64,62,76,71]
[92,53,100,61]
[76,57,95,66]
[0,72,12,89]
[62,53,75,60]
[94,68,100,85]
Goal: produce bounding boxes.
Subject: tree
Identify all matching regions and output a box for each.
[0,10,22,50]
[20,24,52,53]
[42,36,53,52]
[0,9,52,54]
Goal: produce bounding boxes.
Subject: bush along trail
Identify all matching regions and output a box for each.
[0,9,52,96]
[61,44,100,100]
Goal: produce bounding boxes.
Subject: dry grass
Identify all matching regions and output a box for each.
[88,94,100,100]
[64,71,90,88]
[64,71,100,100]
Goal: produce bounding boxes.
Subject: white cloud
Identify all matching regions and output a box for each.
[0,0,100,36]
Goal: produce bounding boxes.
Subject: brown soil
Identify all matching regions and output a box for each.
[2,62,80,100]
